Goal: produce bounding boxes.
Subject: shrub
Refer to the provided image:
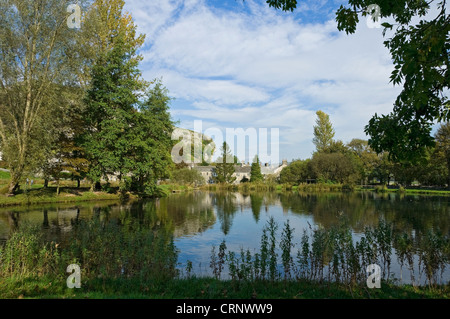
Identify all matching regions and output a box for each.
[171,168,205,186]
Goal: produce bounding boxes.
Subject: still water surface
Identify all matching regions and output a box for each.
[0,191,449,284]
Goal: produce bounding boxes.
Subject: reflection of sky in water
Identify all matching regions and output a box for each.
[175,204,316,277]
[173,194,450,285]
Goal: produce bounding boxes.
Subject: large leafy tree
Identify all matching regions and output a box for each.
[0,0,90,194]
[74,0,146,89]
[82,29,145,189]
[127,81,175,195]
[279,159,312,184]
[347,138,379,184]
[266,0,449,162]
[309,152,360,184]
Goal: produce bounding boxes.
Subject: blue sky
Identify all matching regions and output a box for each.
[123,0,402,163]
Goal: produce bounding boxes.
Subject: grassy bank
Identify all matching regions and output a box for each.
[356,185,450,196]
[0,187,130,207]
[0,275,448,299]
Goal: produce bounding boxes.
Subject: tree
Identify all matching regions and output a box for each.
[212,142,236,184]
[82,28,145,190]
[0,0,89,194]
[434,122,450,188]
[279,159,312,184]
[371,152,394,185]
[250,155,264,182]
[347,139,379,184]
[313,110,335,153]
[417,146,448,187]
[266,0,449,162]
[322,140,349,154]
[127,81,175,195]
[309,152,359,184]
[171,168,204,186]
[74,0,146,89]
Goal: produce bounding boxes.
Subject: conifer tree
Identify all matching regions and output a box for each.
[250,155,264,182]
[213,142,236,184]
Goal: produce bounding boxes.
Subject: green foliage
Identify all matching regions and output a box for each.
[250,155,264,182]
[434,122,450,188]
[0,0,91,194]
[0,216,178,282]
[360,1,449,162]
[309,152,360,184]
[347,139,379,184]
[212,142,236,184]
[171,168,205,186]
[313,110,335,153]
[82,31,144,183]
[279,159,312,184]
[209,217,449,287]
[82,29,173,196]
[265,0,298,12]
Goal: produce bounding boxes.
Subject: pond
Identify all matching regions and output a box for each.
[0,191,449,285]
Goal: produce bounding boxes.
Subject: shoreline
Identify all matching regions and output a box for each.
[1,183,450,208]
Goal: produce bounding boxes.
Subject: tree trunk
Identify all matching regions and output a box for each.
[447,159,450,190]
[77,178,81,188]
[44,179,49,188]
[7,169,22,196]
[43,209,49,228]
[56,179,60,195]
[7,180,19,195]
[447,174,450,191]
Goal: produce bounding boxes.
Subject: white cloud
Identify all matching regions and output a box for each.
[126,0,402,160]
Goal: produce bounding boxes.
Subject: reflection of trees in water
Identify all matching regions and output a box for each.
[278,192,450,237]
[1,191,447,248]
[250,194,263,222]
[214,192,238,235]
[161,192,216,237]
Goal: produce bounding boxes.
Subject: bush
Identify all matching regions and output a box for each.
[170,168,205,186]
[375,184,388,193]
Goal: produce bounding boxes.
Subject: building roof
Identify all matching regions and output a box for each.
[234,166,251,173]
[193,166,213,172]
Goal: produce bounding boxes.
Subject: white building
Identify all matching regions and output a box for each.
[193,160,288,184]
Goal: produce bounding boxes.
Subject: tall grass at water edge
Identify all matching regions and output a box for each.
[207,217,449,289]
[0,219,178,283]
[0,214,448,297]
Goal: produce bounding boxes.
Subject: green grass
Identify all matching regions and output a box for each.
[355,186,450,196]
[0,276,448,299]
[0,186,130,207]
[0,170,10,180]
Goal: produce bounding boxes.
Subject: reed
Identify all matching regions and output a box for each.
[0,218,178,282]
[208,218,449,288]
